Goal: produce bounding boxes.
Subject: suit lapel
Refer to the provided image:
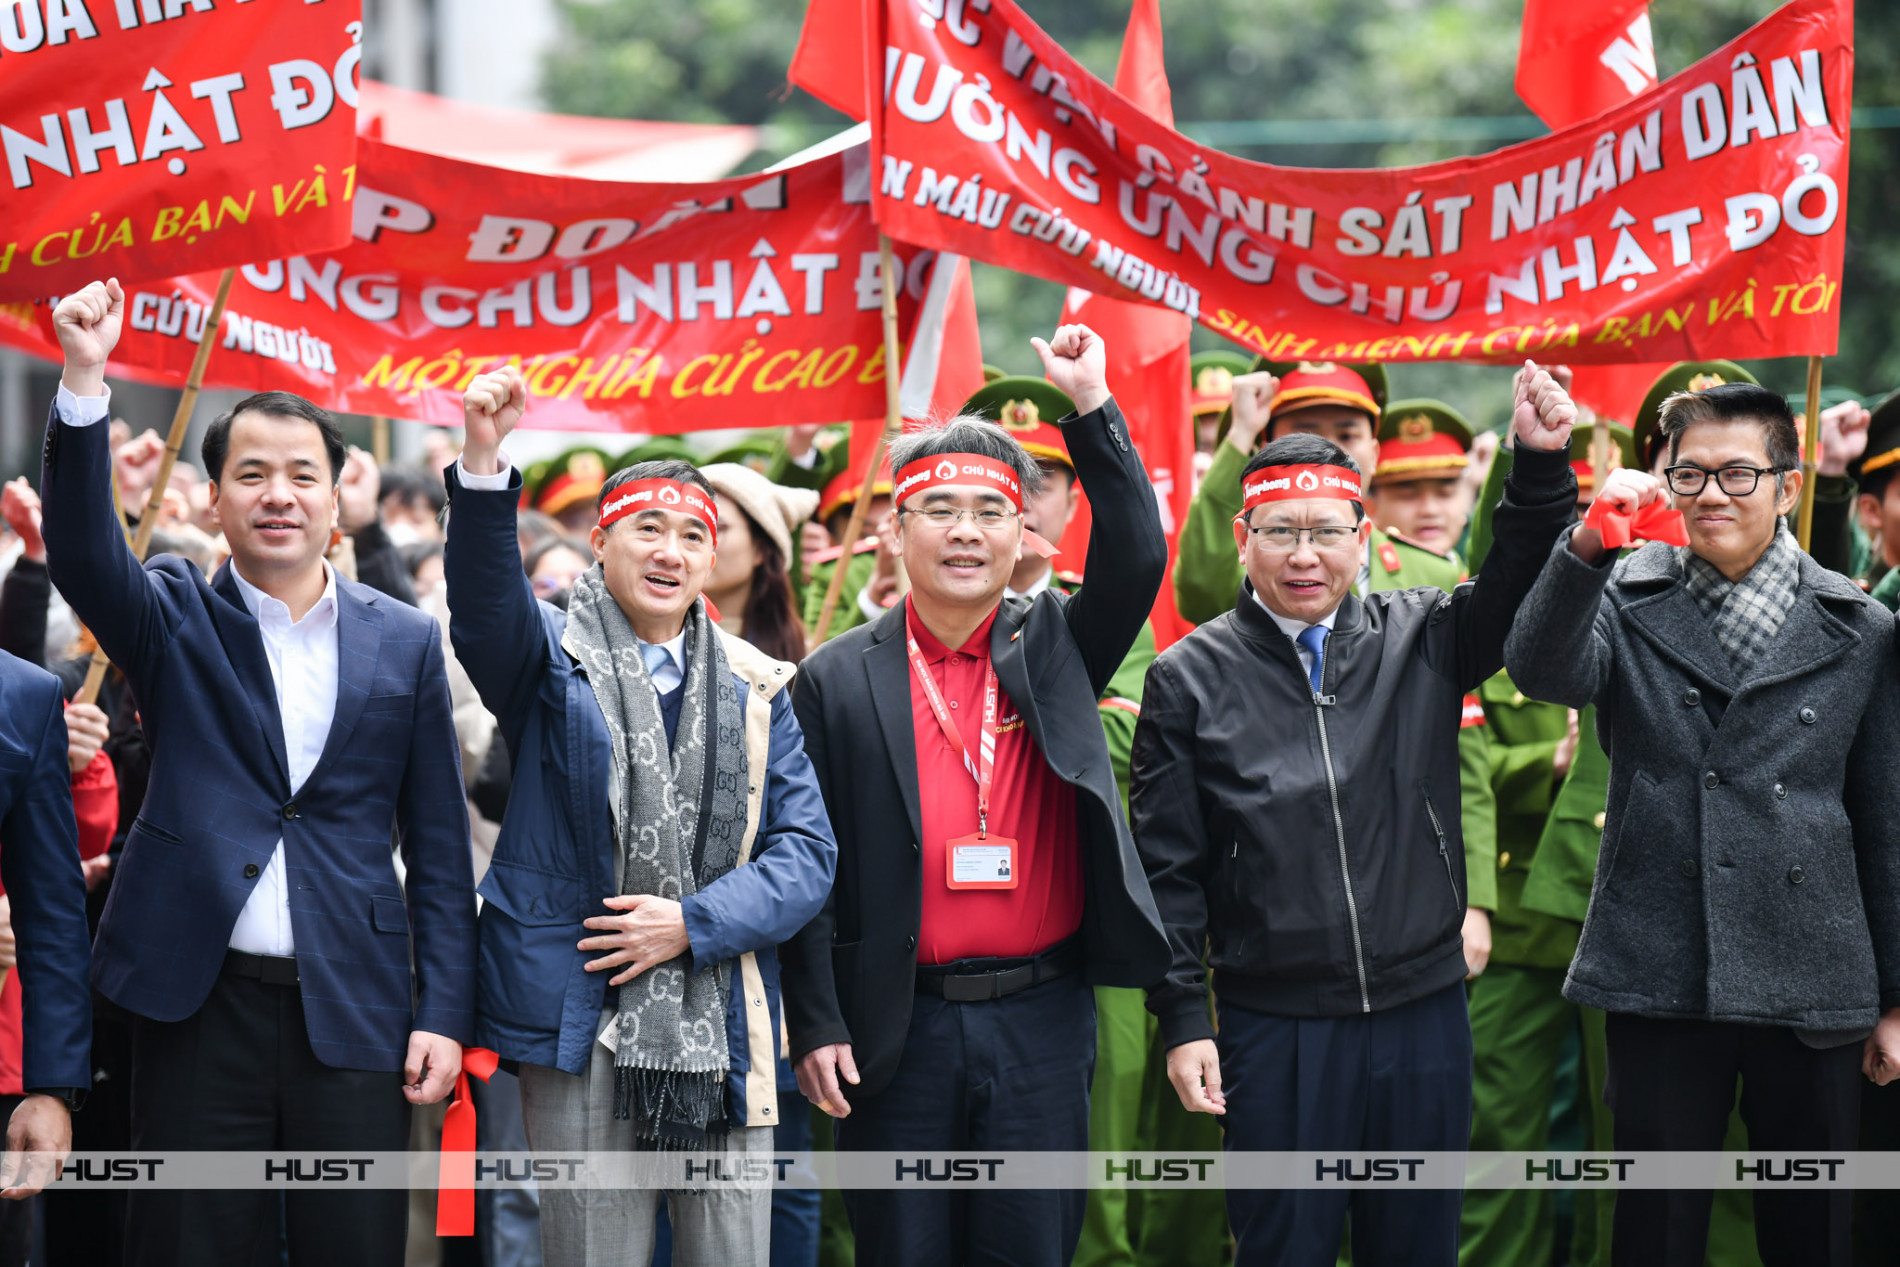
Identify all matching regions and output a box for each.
[1623,586,1740,695]
[208,564,289,786]
[989,599,1037,739]
[1734,564,1859,691]
[864,603,924,846]
[306,582,386,786]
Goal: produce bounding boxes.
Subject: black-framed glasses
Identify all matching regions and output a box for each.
[1663,464,1785,497]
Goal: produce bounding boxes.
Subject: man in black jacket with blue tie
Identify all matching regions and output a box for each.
[41,279,476,1267]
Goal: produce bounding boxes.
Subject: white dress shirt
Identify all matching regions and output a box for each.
[56,382,340,956]
[457,455,687,694]
[1252,590,1340,681]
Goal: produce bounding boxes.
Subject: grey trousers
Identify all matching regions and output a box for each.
[519,1009,773,1267]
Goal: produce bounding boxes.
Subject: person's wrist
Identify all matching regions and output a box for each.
[460,445,502,477]
[60,363,106,397]
[1071,384,1111,415]
[1225,427,1260,458]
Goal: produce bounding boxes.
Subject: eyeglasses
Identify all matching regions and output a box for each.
[1663,464,1785,497]
[1247,525,1360,553]
[901,506,1020,531]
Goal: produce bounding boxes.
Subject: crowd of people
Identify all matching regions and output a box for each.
[0,275,1896,1267]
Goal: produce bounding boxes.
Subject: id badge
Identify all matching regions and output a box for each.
[945,833,1018,890]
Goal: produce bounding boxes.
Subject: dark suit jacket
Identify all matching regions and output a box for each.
[780,399,1173,1095]
[41,406,475,1071]
[0,651,91,1093]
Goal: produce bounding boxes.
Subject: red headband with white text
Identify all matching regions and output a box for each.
[598,479,718,548]
[894,453,1023,510]
[1239,465,1364,517]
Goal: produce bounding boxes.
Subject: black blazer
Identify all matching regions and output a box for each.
[780,400,1172,1095]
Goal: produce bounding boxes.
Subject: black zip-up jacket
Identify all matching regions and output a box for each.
[1130,443,1576,1045]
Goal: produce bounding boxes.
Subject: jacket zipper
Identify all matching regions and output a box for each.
[1310,653,1370,1013]
[1421,783,1460,907]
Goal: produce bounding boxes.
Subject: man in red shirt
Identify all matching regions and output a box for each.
[781,325,1170,1266]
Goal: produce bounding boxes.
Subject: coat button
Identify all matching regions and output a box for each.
[1510,691,1525,707]
[243,863,260,879]
[1703,772,1719,789]
[906,935,917,951]
[1680,858,1698,878]
[1684,688,1701,706]
[1790,865,1806,885]
[1498,851,1511,869]
[1799,707,1816,724]
[1593,812,1606,830]
[1775,783,1787,799]
[282,801,299,820]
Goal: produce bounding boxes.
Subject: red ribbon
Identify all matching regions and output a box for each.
[435,1046,501,1238]
[1582,498,1689,549]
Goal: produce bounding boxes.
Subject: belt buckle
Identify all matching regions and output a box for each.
[942,971,1003,1003]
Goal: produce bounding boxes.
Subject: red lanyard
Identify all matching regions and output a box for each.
[905,632,999,838]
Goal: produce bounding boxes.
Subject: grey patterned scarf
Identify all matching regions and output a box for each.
[562,566,749,1147]
[1680,524,1802,677]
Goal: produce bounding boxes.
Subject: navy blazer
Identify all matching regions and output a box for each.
[443,465,837,1127]
[41,406,476,1071]
[0,651,91,1093]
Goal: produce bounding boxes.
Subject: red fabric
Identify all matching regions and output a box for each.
[1583,496,1688,548]
[1568,362,1672,428]
[789,0,869,118]
[1059,0,1195,646]
[1517,1,1655,130]
[436,1046,501,1237]
[908,602,1082,963]
[0,750,118,1097]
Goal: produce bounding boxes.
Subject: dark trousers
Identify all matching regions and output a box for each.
[835,974,1095,1267]
[1604,1012,1860,1267]
[124,969,412,1267]
[1216,983,1472,1267]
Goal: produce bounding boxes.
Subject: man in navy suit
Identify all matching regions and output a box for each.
[41,279,477,1266]
[0,650,93,1207]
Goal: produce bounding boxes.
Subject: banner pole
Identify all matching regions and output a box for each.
[811,236,905,646]
[1796,354,1823,552]
[76,267,237,706]
[372,415,391,466]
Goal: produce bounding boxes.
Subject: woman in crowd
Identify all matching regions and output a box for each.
[701,463,819,664]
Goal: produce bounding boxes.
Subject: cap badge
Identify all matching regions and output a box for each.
[1398,413,1433,443]
[1001,399,1041,430]
[1687,372,1727,392]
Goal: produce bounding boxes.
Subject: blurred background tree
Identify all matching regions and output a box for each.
[543,0,1900,428]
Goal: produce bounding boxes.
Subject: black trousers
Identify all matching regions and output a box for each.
[835,974,1095,1267]
[124,968,412,1267]
[1604,1011,1861,1267]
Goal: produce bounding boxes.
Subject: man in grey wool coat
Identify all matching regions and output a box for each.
[1505,380,1900,1267]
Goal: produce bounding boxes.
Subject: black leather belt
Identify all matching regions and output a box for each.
[224,950,299,986]
[914,937,1081,1002]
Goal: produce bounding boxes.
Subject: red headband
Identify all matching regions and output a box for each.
[1239,464,1363,515]
[894,453,1023,511]
[598,479,718,548]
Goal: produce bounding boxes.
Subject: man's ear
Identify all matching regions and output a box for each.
[589,524,608,561]
[1231,513,1249,560]
[1858,492,1884,538]
[1776,469,1804,518]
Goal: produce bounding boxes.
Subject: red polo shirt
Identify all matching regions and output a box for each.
[908,600,1082,964]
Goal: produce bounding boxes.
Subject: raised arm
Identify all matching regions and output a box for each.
[1031,324,1166,697]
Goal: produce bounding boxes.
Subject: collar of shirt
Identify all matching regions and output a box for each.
[1251,588,1340,643]
[230,560,339,632]
[905,599,1000,665]
[641,628,689,676]
[1006,567,1054,603]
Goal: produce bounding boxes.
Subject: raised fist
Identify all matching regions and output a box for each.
[337,447,381,532]
[1511,360,1578,454]
[1030,324,1110,416]
[1226,371,1280,454]
[462,366,527,476]
[53,279,124,397]
[0,479,42,563]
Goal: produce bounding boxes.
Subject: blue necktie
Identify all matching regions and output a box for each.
[641,642,680,694]
[1295,625,1329,694]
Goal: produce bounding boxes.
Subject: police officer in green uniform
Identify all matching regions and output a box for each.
[799,460,893,642]
[1191,350,1254,457]
[520,444,618,534]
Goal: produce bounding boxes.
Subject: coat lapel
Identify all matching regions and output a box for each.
[989,599,1036,742]
[1734,558,1861,691]
[306,582,386,786]
[208,563,289,786]
[864,602,924,846]
[1615,548,1739,693]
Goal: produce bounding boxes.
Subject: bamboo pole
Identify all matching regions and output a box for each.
[810,236,906,646]
[1795,354,1823,552]
[75,268,237,706]
[371,415,391,466]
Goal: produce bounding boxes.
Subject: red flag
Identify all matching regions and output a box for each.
[1516,1,1657,129]
[1063,0,1195,646]
[790,0,869,118]
[1568,361,1670,427]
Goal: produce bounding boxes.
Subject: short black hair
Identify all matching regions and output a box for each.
[379,463,447,514]
[1241,433,1365,523]
[887,415,1047,504]
[596,459,714,528]
[523,535,590,575]
[1662,383,1800,474]
[201,391,346,483]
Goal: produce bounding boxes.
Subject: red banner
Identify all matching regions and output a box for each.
[0,0,361,299]
[853,0,1850,365]
[1,137,934,434]
[1517,2,1656,130]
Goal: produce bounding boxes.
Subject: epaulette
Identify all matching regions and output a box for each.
[804,535,879,567]
[1460,694,1487,729]
[1382,527,1456,561]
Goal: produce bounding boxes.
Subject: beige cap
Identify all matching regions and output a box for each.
[700,463,820,565]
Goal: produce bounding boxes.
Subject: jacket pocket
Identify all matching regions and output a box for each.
[370,895,409,935]
[1420,780,1459,910]
[130,816,186,847]
[476,861,584,1036]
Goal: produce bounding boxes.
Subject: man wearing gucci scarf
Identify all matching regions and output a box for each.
[444,365,837,1267]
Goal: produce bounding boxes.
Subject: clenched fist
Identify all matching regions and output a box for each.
[1225,371,1280,455]
[53,279,124,398]
[1511,360,1578,453]
[1030,324,1110,416]
[461,366,528,477]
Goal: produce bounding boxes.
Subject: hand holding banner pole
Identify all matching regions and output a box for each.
[1796,355,1823,552]
[811,235,905,646]
[75,267,237,706]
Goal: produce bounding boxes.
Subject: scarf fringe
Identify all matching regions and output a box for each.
[612,1065,729,1149]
